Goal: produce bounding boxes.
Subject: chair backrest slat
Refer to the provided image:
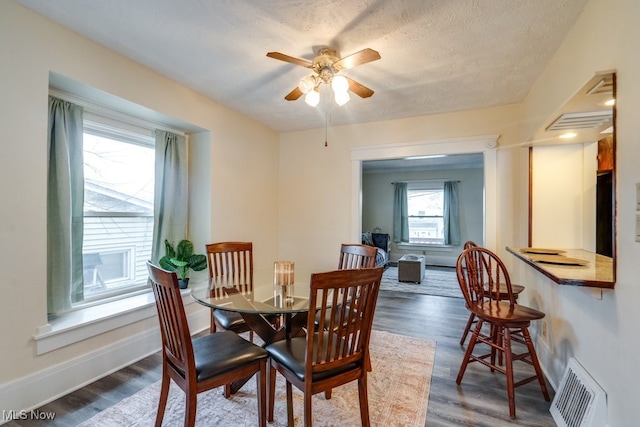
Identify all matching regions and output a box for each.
[307,267,383,375]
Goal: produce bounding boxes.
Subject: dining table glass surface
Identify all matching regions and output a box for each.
[190,279,315,315]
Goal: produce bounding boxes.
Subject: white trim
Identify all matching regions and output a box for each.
[2,305,209,417]
[33,290,194,355]
[350,135,498,160]
[397,243,454,252]
[350,135,499,249]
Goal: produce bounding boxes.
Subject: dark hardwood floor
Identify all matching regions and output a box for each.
[6,290,556,426]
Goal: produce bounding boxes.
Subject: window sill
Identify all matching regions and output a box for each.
[396,243,453,252]
[33,289,195,355]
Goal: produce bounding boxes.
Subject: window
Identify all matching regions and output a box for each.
[80,121,155,303]
[407,184,444,245]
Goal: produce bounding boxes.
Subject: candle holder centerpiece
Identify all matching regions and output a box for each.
[274,261,295,307]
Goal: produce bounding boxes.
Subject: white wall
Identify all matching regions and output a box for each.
[0,0,279,412]
[513,0,640,425]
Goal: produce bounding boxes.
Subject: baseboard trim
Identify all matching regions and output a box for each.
[0,307,210,420]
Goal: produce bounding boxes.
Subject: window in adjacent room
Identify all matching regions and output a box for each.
[80,120,155,303]
[407,182,444,245]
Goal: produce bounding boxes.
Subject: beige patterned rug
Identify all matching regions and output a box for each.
[80,330,435,426]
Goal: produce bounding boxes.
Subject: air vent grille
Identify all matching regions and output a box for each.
[586,77,614,96]
[551,358,607,427]
[546,111,612,132]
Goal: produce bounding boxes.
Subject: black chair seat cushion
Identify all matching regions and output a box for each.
[192,330,267,382]
[214,309,279,331]
[266,333,358,382]
[213,309,247,330]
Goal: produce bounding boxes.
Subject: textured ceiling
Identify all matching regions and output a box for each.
[16,0,589,133]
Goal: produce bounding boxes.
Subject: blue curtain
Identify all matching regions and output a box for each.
[151,130,187,262]
[47,96,84,316]
[392,182,409,243]
[444,181,461,245]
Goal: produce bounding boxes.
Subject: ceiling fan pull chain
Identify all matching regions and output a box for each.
[324,90,330,147]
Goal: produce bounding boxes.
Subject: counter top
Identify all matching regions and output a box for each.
[506,246,615,288]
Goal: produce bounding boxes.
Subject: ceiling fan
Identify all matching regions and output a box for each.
[266,47,381,106]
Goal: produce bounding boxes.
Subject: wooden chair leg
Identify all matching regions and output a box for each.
[503,327,517,418]
[286,381,295,427]
[457,320,482,384]
[268,362,277,422]
[185,388,198,426]
[358,375,371,427]
[256,360,267,427]
[155,369,170,427]
[522,327,551,401]
[460,312,476,345]
[303,388,313,427]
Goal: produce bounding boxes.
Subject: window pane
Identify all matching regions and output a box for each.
[83,133,154,214]
[80,132,154,302]
[407,189,443,216]
[407,188,444,244]
[408,217,444,244]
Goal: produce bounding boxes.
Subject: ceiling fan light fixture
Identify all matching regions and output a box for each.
[304,88,320,107]
[298,75,316,94]
[331,75,349,93]
[335,89,350,106]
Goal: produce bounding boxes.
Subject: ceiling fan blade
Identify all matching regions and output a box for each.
[346,77,374,98]
[334,48,381,70]
[266,52,312,68]
[284,87,303,101]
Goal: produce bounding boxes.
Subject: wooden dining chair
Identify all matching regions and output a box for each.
[319,243,378,397]
[267,267,384,427]
[206,241,256,337]
[147,261,268,427]
[317,243,378,330]
[338,243,378,269]
[459,241,525,345]
[455,247,550,418]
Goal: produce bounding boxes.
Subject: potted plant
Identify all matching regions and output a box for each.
[158,239,208,289]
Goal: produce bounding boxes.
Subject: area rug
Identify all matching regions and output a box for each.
[79,330,435,427]
[381,265,461,298]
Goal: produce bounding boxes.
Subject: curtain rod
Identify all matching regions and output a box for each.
[391,179,460,184]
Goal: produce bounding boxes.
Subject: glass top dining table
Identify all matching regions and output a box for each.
[190,280,314,316]
[191,279,317,395]
[190,279,320,350]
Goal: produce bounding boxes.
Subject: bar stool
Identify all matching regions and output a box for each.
[455,246,550,418]
[459,241,524,346]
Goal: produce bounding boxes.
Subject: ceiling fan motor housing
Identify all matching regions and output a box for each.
[312,48,343,83]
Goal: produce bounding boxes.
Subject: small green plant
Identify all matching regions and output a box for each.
[158,239,207,281]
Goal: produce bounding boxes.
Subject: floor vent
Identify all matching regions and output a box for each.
[551,358,607,427]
